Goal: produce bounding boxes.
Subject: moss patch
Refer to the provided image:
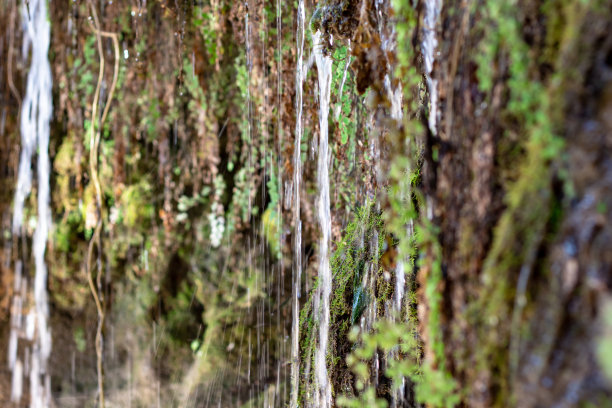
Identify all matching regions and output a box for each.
[298,203,391,403]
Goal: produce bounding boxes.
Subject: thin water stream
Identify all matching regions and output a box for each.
[312,30,333,408]
[9,0,53,406]
[289,0,306,406]
[423,0,442,135]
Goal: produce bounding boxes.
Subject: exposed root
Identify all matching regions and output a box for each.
[85,2,121,407]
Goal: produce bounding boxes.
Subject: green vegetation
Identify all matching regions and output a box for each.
[299,203,401,403]
[2,0,610,406]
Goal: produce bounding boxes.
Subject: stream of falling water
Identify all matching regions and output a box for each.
[312,30,333,408]
[9,0,53,406]
[423,0,442,136]
[289,0,305,406]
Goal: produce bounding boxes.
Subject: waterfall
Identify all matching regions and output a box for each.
[289,0,306,406]
[245,6,253,219]
[312,30,333,408]
[9,0,53,406]
[423,0,442,135]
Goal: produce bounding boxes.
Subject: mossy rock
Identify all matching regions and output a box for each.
[298,203,392,403]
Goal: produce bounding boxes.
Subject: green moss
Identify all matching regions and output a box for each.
[375,264,394,313]
[328,203,385,339]
[54,137,80,210]
[120,180,154,229]
[262,162,282,259]
[261,206,281,259]
[73,327,87,353]
[298,203,388,403]
[55,210,84,253]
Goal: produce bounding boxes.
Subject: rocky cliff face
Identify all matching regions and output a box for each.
[1,0,612,407]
